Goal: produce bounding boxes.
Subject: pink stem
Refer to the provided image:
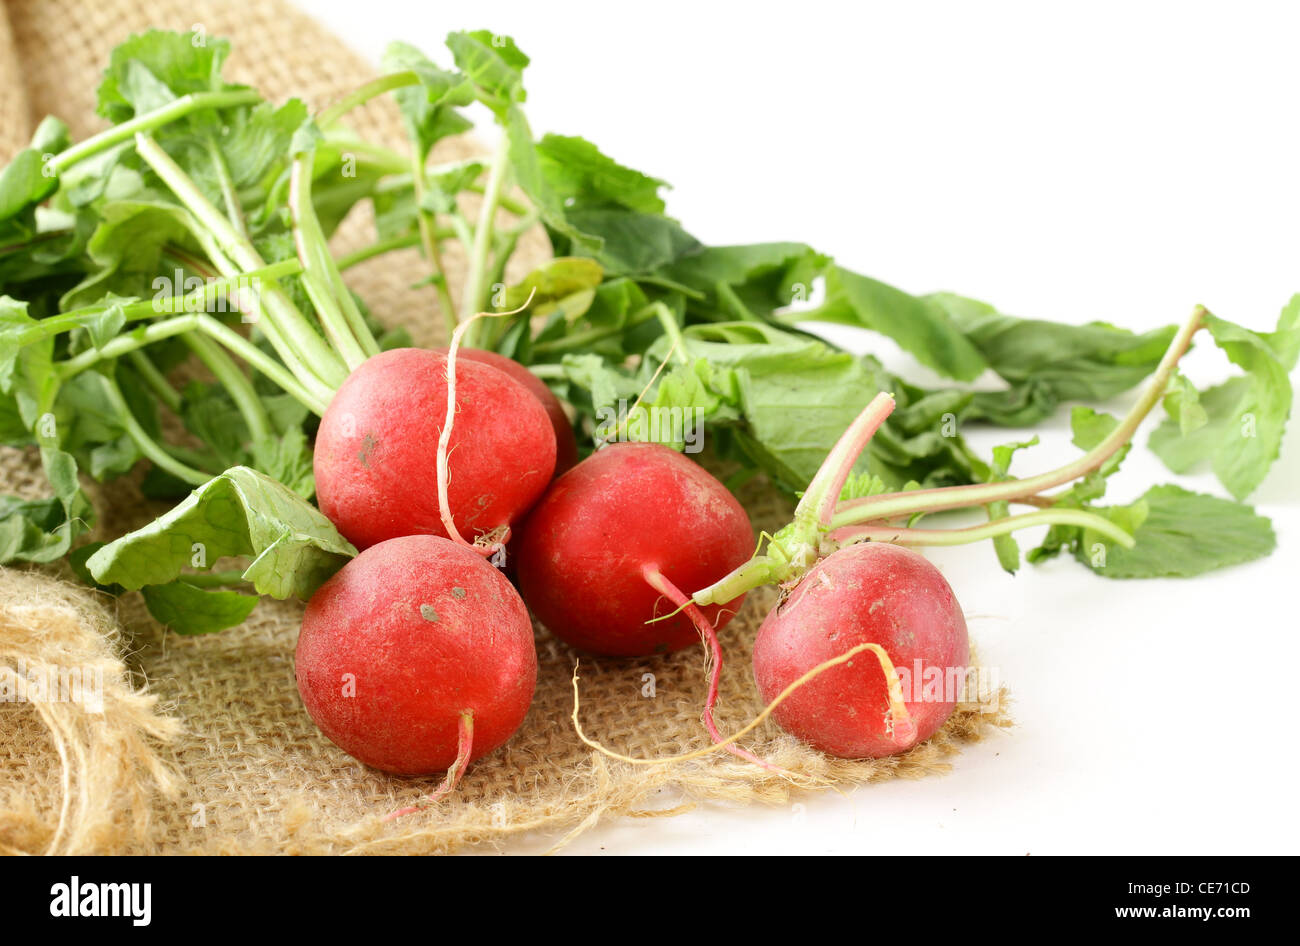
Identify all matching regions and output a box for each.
[643,566,786,774]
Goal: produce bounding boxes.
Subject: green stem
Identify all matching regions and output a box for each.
[331,140,532,215]
[447,210,476,258]
[794,391,896,533]
[650,303,690,364]
[317,71,420,127]
[206,135,249,241]
[192,316,331,416]
[409,150,459,339]
[57,315,203,377]
[50,90,262,174]
[830,508,1136,551]
[99,371,209,487]
[461,131,512,338]
[830,306,1207,530]
[124,350,182,414]
[527,364,565,379]
[135,133,347,390]
[288,153,375,367]
[13,260,302,349]
[337,232,419,269]
[181,334,272,443]
[164,443,220,473]
[163,246,338,408]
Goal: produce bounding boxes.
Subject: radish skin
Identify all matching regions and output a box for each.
[295,534,537,775]
[515,442,754,657]
[435,346,578,474]
[314,348,556,550]
[752,542,968,758]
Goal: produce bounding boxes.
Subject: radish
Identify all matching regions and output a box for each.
[572,388,1143,767]
[295,533,537,780]
[751,542,969,758]
[435,346,579,474]
[514,441,754,657]
[313,347,557,550]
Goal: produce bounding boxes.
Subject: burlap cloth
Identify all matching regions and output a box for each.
[0,0,1010,855]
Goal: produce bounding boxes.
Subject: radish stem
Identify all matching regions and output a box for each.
[829,507,1137,550]
[460,131,511,341]
[830,305,1206,529]
[99,371,210,486]
[317,71,421,128]
[50,90,262,174]
[135,133,347,390]
[288,154,375,368]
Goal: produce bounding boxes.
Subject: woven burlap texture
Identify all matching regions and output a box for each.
[0,0,1010,855]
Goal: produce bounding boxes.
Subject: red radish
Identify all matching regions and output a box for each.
[752,542,969,758]
[295,533,537,777]
[514,442,754,657]
[435,346,579,474]
[313,348,556,550]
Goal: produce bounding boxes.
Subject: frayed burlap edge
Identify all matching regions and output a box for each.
[0,570,182,855]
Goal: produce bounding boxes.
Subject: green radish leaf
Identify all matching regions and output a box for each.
[558,320,989,493]
[0,448,94,565]
[141,580,259,635]
[1162,373,1208,436]
[534,134,668,216]
[445,30,529,119]
[0,296,41,392]
[563,208,701,276]
[1079,485,1275,578]
[60,200,200,310]
[1149,300,1300,499]
[935,293,1178,425]
[504,258,604,315]
[381,42,475,161]
[505,104,601,255]
[0,117,70,251]
[797,267,989,382]
[834,471,897,502]
[86,300,127,351]
[87,466,355,599]
[218,99,310,188]
[249,427,315,500]
[96,29,235,122]
[985,435,1038,574]
[664,242,829,322]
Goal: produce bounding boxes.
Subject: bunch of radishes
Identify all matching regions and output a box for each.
[295,302,1203,803]
[294,352,962,801]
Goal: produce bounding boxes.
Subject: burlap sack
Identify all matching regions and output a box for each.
[0,0,1010,855]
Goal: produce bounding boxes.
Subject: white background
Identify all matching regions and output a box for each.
[297,0,1299,854]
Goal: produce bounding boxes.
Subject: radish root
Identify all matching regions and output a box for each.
[384,711,475,820]
[641,566,794,776]
[436,291,537,553]
[572,640,917,766]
